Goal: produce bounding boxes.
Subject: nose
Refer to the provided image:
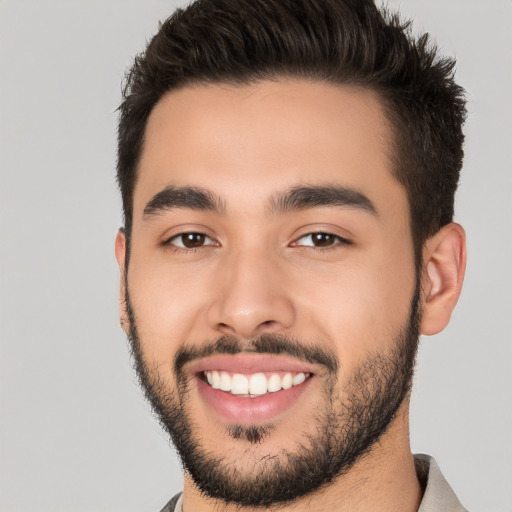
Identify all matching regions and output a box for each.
[207,247,296,339]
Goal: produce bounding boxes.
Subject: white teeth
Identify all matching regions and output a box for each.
[231,374,249,395]
[219,372,231,392]
[211,371,220,389]
[204,370,310,395]
[249,373,267,395]
[267,374,282,393]
[281,373,293,389]
[293,373,306,386]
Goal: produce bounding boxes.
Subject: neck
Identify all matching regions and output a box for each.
[182,401,421,512]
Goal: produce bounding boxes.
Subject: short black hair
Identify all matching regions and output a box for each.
[117,0,466,256]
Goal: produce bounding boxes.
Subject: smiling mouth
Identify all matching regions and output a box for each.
[191,354,317,423]
[201,370,312,397]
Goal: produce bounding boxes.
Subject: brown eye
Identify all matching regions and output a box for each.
[182,233,206,248]
[311,233,336,247]
[167,232,214,249]
[294,232,350,248]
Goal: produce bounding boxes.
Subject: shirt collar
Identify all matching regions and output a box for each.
[415,454,468,512]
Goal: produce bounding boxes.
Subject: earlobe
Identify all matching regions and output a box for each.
[115,229,130,335]
[420,223,466,336]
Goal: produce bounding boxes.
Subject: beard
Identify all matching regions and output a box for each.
[125,281,421,508]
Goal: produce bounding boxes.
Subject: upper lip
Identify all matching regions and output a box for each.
[188,353,317,376]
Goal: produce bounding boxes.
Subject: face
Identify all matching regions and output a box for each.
[118,80,419,506]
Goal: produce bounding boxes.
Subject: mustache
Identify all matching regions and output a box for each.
[174,334,339,375]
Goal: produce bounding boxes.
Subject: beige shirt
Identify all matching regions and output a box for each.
[416,454,468,512]
[162,454,468,512]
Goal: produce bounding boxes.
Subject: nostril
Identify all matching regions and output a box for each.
[257,320,280,333]
[217,322,237,335]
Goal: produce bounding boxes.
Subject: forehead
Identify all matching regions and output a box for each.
[134,79,405,220]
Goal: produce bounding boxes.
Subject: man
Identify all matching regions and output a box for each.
[115,0,468,510]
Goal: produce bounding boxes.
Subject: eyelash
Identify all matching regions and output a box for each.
[163,232,217,252]
[292,232,352,251]
[163,231,352,253]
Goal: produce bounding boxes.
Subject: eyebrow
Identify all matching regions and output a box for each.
[143,185,225,217]
[267,185,378,216]
[143,183,377,219]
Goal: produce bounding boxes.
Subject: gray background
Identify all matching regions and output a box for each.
[1,1,511,511]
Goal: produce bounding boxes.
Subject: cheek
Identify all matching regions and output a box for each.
[292,248,416,359]
[127,255,211,359]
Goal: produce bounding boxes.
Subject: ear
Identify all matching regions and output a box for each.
[420,223,467,336]
[115,229,130,335]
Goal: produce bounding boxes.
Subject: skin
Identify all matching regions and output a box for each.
[116,80,466,512]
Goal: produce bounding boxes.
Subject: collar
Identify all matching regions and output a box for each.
[415,454,468,512]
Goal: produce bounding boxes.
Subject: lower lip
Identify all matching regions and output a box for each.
[196,375,314,424]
